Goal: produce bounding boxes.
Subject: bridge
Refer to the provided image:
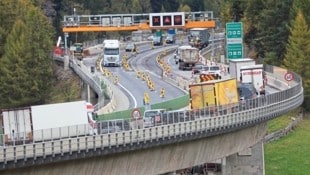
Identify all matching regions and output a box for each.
[0,60,304,174]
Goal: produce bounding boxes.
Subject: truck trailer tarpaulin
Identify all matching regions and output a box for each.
[189,78,239,110]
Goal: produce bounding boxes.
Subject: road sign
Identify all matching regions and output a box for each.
[226,43,243,59]
[131,108,141,119]
[284,72,294,81]
[226,22,243,41]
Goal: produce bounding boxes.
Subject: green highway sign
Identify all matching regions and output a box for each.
[226,22,243,42]
[227,43,243,59]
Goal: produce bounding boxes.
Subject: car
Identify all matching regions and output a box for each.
[201,65,222,79]
[165,34,176,44]
[192,63,204,74]
[125,43,137,52]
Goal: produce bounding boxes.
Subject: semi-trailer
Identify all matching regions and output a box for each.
[0,101,97,144]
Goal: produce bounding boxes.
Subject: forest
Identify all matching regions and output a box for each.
[0,0,309,111]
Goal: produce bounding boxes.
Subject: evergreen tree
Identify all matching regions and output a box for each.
[283,10,310,111]
[242,0,264,59]
[22,7,54,104]
[150,0,163,12]
[256,0,292,64]
[0,20,31,107]
[0,1,54,108]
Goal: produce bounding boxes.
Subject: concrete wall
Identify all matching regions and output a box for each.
[1,123,266,175]
[223,141,264,175]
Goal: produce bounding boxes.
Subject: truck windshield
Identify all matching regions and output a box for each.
[190,31,201,36]
[104,48,119,55]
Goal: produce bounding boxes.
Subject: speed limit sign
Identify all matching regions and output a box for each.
[131,108,141,120]
[284,72,294,81]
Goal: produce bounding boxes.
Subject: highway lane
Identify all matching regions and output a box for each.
[122,44,186,108]
[83,43,187,110]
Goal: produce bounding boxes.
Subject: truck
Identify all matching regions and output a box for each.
[189,78,239,110]
[70,43,84,60]
[0,101,97,145]
[188,28,210,50]
[102,39,121,67]
[165,28,176,44]
[153,35,163,46]
[240,64,266,95]
[174,45,200,70]
[228,58,256,82]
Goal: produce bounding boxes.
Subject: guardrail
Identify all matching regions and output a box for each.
[0,65,303,169]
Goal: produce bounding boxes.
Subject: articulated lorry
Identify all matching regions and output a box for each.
[188,28,210,50]
[240,64,266,95]
[189,78,239,110]
[102,39,121,67]
[228,58,256,82]
[174,45,200,70]
[0,101,97,144]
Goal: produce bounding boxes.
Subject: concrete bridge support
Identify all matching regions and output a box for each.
[223,141,264,175]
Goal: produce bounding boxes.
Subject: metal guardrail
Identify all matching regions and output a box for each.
[0,64,304,169]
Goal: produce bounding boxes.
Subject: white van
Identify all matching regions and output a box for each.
[143,109,166,128]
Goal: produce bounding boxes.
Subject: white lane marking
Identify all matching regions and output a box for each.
[118,82,137,108]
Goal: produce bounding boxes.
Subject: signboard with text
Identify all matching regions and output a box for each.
[226,22,243,43]
[226,22,243,59]
[226,43,243,59]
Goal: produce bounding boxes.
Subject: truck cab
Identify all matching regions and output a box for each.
[153,36,163,46]
[102,40,121,67]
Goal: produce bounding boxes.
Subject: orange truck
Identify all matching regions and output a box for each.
[189,78,239,110]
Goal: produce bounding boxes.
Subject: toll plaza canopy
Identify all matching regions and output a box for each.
[62,11,216,32]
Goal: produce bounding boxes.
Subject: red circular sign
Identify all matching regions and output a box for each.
[284,72,294,81]
[131,108,141,120]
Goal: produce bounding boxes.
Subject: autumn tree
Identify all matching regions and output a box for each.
[283,10,310,111]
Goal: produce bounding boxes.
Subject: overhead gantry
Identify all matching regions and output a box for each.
[62,11,216,33]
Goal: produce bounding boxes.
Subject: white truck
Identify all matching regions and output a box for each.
[240,64,266,95]
[228,58,256,82]
[0,101,97,145]
[102,39,121,67]
[174,45,200,70]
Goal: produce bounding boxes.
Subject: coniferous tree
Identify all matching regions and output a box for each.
[22,7,54,104]
[0,20,30,107]
[0,1,54,108]
[256,0,292,63]
[283,10,310,111]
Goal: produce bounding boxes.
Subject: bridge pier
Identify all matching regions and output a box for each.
[222,141,264,175]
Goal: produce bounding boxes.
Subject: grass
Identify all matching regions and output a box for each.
[265,112,310,175]
[267,109,300,134]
